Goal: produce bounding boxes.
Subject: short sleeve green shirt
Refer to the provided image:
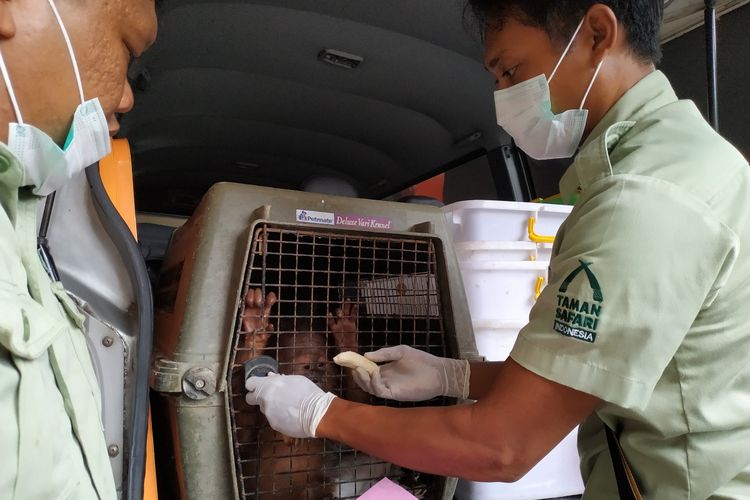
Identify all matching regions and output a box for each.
[510,71,750,499]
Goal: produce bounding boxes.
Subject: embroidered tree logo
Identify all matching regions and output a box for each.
[559,260,604,303]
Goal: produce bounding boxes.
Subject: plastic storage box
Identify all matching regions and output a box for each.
[455,241,550,263]
[444,200,582,500]
[444,200,572,245]
[460,260,549,322]
[471,320,527,362]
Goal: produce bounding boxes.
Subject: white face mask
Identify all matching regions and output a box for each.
[0,0,111,196]
[494,19,604,160]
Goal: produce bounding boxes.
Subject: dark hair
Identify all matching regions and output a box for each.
[466,0,664,64]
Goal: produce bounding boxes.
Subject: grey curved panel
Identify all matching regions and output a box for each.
[47,167,153,500]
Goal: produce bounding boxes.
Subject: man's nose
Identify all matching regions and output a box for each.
[117,81,135,114]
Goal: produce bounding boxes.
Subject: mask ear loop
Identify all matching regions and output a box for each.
[47,0,85,104]
[0,49,24,124]
[548,18,586,84]
[579,59,605,110]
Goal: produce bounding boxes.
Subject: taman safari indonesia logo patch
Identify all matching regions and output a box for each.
[554,260,603,343]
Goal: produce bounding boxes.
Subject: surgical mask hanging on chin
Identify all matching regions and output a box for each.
[494,19,604,161]
[0,0,111,197]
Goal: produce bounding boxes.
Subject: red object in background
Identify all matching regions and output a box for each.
[400,173,445,202]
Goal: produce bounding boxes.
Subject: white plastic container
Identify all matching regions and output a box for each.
[456,241,539,263]
[472,320,526,361]
[458,320,584,500]
[459,260,549,322]
[447,200,583,500]
[536,243,554,263]
[455,429,584,500]
[444,200,572,245]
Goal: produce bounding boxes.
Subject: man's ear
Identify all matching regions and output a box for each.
[0,1,16,40]
[584,4,618,63]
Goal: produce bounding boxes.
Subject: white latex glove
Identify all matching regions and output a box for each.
[245,373,336,438]
[352,345,470,402]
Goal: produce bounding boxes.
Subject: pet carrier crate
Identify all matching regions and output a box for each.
[151,183,479,500]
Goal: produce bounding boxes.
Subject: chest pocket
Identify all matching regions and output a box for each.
[0,280,87,360]
[0,281,61,359]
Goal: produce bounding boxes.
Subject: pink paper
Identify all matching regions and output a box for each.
[358,478,418,500]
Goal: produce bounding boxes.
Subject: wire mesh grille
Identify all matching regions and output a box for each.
[228,225,452,499]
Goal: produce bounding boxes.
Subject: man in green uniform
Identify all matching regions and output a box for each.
[247,1,750,498]
[0,1,156,498]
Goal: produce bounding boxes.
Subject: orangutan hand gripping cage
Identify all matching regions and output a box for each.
[152,183,479,500]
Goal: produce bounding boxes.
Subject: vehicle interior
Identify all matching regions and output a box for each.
[56,0,750,498]
[123,0,750,220]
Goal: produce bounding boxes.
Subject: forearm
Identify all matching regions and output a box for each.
[316,398,514,482]
[251,360,597,485]
[468,361,504,400]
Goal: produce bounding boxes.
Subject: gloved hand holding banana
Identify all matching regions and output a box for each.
[344,346,470,402]
[245,346,471,438]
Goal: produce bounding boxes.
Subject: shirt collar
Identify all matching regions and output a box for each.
[559,70,679,202]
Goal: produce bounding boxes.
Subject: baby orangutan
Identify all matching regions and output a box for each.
[236,289,367,499]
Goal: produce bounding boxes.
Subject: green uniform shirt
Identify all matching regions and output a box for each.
[0,144,116,499]
[511,71,750,499]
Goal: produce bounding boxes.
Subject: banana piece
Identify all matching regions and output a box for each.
[333,351,378,375]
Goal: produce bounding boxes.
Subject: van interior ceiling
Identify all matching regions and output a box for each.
[121,0,503,217]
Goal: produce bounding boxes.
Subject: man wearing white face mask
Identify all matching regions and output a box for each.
[492,18,603,161]
[0,1,156,498]
[246,1,750,498]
